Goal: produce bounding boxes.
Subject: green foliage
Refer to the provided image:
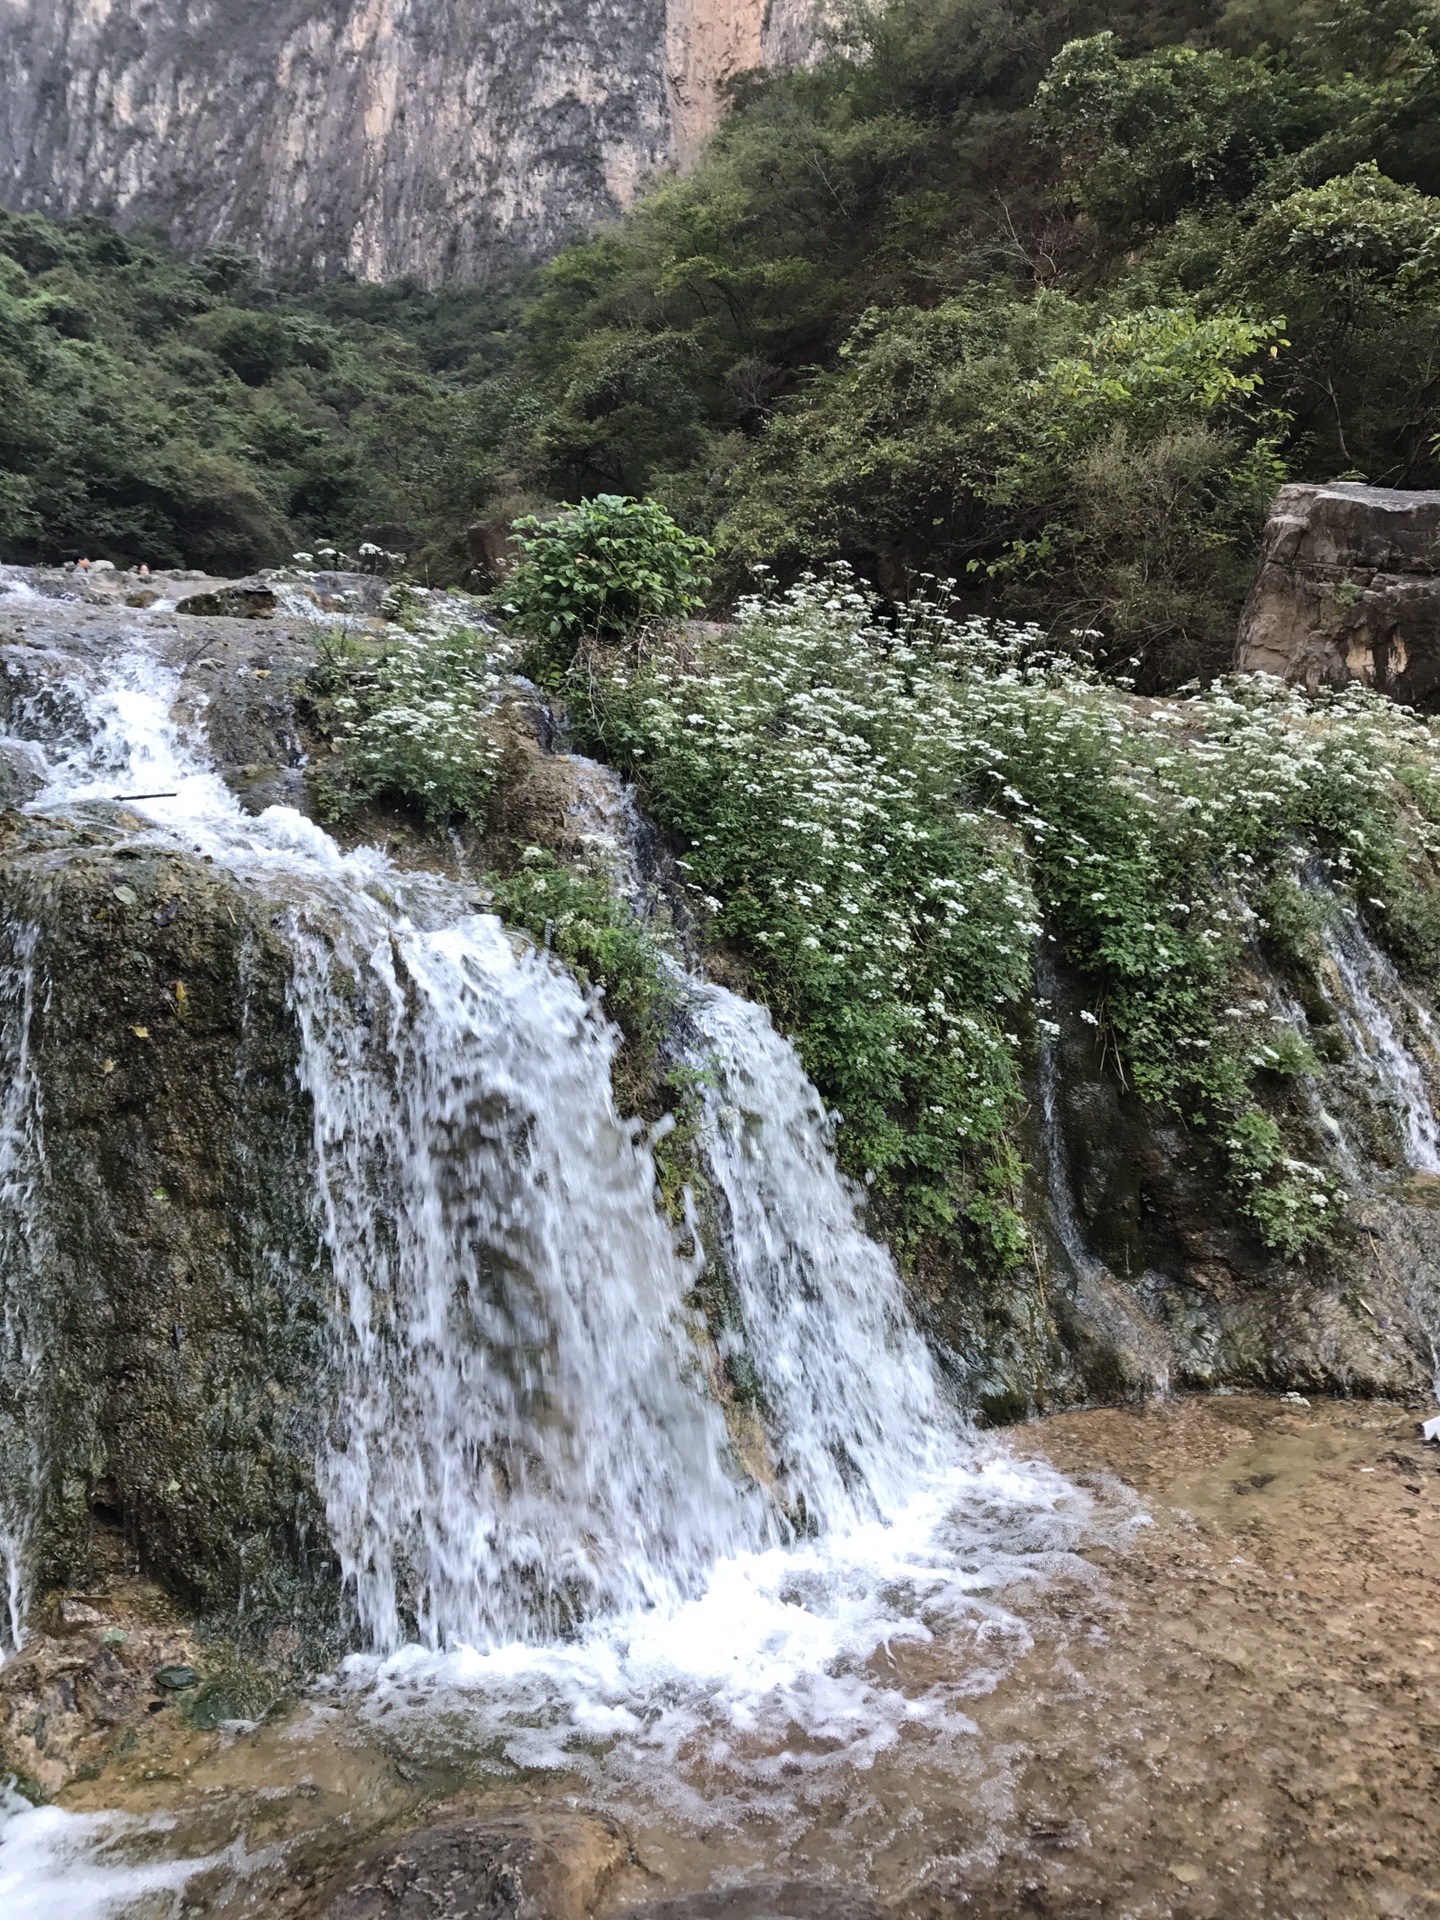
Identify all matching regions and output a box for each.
[571,572,1039,1258]
[0,208,526,573]
[1034,33,1334,238]
[15,0,1440,674]
[469,0,1440,683]
[501,495,714,662]
[561,569,1440,1259]
[310,610,502,823]
[723,297,1285,676]
[484,849,681,1050]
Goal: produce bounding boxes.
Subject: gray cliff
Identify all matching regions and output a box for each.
[0,0,815,284]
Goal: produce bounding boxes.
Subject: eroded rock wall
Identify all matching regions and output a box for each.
[0,0,816,284]
[1235,482,1440,709]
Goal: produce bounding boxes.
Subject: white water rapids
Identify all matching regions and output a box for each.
[0,598,1095,1911]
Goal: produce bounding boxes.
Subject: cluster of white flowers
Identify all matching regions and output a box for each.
[326,609,505,823]
[597,564,1440,1251]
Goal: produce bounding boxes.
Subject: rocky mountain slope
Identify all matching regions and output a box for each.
[0,0,814,284]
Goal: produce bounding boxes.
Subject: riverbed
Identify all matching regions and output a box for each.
[5,1393,1435,1918]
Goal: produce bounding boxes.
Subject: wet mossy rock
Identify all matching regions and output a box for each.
[0,809,336,1631]
[1020,963,1436,1404]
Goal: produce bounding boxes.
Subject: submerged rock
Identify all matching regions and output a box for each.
[1235,481,1440,707]
[306,1809,628,1920]
[624,1892,889,1920]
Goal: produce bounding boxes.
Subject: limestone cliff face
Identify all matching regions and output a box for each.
[0,0,815,284]
[667,0,816,167]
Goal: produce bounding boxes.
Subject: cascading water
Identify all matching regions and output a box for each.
[0,921,42,1650]
[1320,913,1440,1173]
[693,986,954,1526]
[0,588,1101,1909]
[292,906,767,1653]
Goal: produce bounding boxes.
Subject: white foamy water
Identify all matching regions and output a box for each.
[0,918,42,1652]
[0,599,1100,1904]
[1322,915,1440,1172]
[0,1789,264,1920]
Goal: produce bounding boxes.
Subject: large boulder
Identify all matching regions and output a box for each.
[1235,481,1440,706]
[0,810,338,1632]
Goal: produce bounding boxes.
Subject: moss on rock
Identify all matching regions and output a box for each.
[0,808,341,1646]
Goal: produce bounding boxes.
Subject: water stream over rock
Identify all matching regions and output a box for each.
[0,580,1101,1911]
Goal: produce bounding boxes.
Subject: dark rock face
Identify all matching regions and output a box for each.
[0,2,814,285]
[0,810,337,1626]
[1235,482,1440,708]
[1030,962,1437,1404]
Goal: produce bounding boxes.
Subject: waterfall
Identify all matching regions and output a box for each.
[693,985,952,1526]
[1321,914,1440,1173]
[0,588,1108,1911]
[0,921,42,1651]
[0,607,1085,1704]
[290,905,764,1652]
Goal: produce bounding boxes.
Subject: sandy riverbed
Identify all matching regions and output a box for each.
[16,1394,1440,1919]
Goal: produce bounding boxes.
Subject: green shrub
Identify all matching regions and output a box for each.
[501,494,713,666]
[562,568,1440,1260]
[721,298,1285,682]
[312,613,502,824]
[0,205,530,572]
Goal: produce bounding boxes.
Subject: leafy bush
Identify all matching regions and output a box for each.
[312,611,502,824]
[563,568,1440,1260]
[723,298,1285,679]
[501,495,713,663]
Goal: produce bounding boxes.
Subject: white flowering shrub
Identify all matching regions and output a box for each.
[571,567,1440,1260]
[315,610,503,824]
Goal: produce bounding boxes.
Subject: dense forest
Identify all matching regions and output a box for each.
[6,0,1440,683]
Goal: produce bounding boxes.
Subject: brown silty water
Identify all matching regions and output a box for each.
[3,1395,1436,1919]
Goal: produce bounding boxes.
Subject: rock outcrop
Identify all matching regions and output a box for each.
[1235,482,1440,708]
[2,562,1439,1699]
[0,1,817,285]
